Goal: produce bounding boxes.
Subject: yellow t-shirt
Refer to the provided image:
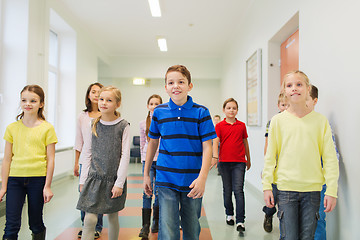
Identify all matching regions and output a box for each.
[262,110,339,198]
[3,120,58,176]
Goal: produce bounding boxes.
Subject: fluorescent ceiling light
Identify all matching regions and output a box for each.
[133,78,146,85]
[148,0,161,17]
[157,38,167,52]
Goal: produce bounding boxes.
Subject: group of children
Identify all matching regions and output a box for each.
[0,65,339,240]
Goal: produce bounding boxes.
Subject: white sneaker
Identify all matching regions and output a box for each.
[236,222,245,232]
[226,215,235,225]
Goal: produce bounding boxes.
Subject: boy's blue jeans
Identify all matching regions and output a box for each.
[142,161,158,208]
[314,184,327,240]
[157,187,202,240]
[219,162,246,223]
[277,190,320,240]
[3,177,46,239]
[79,164,103,232]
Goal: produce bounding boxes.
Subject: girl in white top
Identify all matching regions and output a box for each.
[74,82,104,238]
[139,94,162,238]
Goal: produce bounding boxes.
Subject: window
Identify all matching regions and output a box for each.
[48,30,58,128]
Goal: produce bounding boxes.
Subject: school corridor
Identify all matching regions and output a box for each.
[0,163,279,240]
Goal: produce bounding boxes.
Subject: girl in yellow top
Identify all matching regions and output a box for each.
[262,71,339,239]
[0,85,57,240]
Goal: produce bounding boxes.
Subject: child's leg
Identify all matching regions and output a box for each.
[277,190,299,239]
[314,185,326,240]
[3,177,27,239]
[157,187,180,240]
[299,191,321,239]
[179,192,202,240]
[27,177,46,234]
[107,212,119,240]
[219,163,234,218]
[95,214,103,233]
[139,162,153,238]
[82,213,97,240]
[232,162,246,224]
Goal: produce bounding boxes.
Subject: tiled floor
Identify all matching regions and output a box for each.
[0,163,279,239]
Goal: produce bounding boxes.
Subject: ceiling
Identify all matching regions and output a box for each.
[59,0,252,57]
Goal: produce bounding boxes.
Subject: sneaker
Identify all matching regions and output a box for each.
[263,214,273,233]
[226,215,235,225]
[236,222,245,232]
[77,230,82,238]
[94,231,101,239]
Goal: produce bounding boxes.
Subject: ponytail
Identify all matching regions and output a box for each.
[145,111,151,142]
[92,116,102,137]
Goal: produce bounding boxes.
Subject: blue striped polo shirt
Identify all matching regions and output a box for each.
[148,96,216,192]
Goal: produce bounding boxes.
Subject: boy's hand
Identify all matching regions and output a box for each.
[246,160,251,170]
[264,190,275,208]
[43,186,54,203]
[187,177,205,199]
[210,157,217,169]
[144,175,152,196]
[79,184,83,192]
[324,195,337,212]
[0,188,6,202]
[111,186,123,199]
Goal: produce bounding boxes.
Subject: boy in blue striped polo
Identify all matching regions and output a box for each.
[143,65,216,240]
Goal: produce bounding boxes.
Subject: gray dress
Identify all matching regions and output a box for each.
[77,119,129,214]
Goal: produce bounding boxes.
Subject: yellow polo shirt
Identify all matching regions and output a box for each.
[262,111,339,198]
[3,120,58,176]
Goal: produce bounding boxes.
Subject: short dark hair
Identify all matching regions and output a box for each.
[223,98,238,109]
[310,85,318,100]
[165,65,191,84]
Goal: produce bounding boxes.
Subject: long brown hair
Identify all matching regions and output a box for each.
[92,86,121,137]
[84,82,103,112]
[16,85,46,120]
[146,94,163,141]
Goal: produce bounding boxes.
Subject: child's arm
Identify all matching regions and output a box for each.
[187,139,212,199]
[139,121,146,162]
[74,115,84,177]
[264,137,268,155]
[0,141,13,202]
[210,137,220,169]
[264,190,275,208]
[243,138,251,170]
[113,125,131,198]
[43,143,56,203]
[143,138,159,196]
[74,150,81,177]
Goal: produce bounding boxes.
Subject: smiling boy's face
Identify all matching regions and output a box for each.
[165,71,193,106]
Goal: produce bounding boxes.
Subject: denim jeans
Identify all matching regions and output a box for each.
[314,184,327,240]
[142,161,158,208]
[79,164,103,232]
[262,184,278,216]
[157,187,202,240]
[219,162,246,223]
[277,190,320,240]
[3,177,46,239]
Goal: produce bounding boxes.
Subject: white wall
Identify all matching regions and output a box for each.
[99,56,223,140]
[221,0,360,238]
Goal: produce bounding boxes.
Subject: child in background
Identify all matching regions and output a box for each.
[144,65,216,240]
[138,94,163,239]
[262,71,339,239]
[74,82,104,239]
[212,98,251,232]
[213,115,221,125]
[262,92,288,233]
[212,114,221,175]
[307,85,340,240]
[0,85,57,240]
[77,86,130,240]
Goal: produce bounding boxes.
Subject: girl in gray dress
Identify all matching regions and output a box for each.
[77,86,130,240]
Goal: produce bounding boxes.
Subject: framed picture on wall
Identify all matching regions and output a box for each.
[246,49,262,126]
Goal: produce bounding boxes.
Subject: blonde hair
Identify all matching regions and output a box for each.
[92,86,122,137]
[277,92,287,105]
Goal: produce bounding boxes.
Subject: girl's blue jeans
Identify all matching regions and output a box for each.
[142,161,158,208]
[277,190,320,240]
[157,186,202,240]
[3,177,46,239]
[219,162,246,224]
[314,184,327,240]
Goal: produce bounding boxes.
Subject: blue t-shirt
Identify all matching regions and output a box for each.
[149,96,216,192]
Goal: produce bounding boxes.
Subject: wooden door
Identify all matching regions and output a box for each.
[280,29,299,85]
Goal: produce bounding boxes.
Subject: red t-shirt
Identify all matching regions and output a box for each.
[215,119,248,163]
